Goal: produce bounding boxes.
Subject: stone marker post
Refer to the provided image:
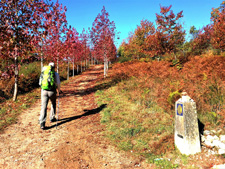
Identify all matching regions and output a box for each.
[175,92,201,155]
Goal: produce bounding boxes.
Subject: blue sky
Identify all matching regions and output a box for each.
[56,0,222,48]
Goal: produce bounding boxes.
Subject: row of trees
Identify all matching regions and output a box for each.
[118,2,225,61]
[0,0,117,101]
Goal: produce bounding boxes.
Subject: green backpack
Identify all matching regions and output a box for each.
[40,65,56,90]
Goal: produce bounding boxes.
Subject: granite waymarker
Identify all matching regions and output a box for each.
[175,92,201,155]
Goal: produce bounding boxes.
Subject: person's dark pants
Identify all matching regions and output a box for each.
[39,89,56,124]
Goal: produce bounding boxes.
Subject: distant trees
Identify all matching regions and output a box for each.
[155,5,185,56]
[211,1,225,51]
[119,2,225,61]
[0,1,119,101]
[128,20,155,59]
[184,1,225,56]
[120,5,185,60]
[191,25,212,55]
[90,6,117,78]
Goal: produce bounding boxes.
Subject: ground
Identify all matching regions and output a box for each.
[0,65,225,169]
[0,65,153,169]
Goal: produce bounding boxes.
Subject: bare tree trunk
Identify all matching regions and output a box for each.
[13,53,18,101]
[13,4,19,102]
[67,59,69,80]
[104,57,106,78]
[86,59,87,69]
[41,32,44,71]
[73,57,74,76]
[106,59,109,76]
[77,64,79,74]
[41,54,43,71]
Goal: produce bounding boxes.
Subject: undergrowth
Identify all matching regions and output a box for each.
[95,55,225,168]
[95,78,177,168]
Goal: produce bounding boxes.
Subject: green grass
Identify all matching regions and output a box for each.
[94,71,225,168]
[95,77,176,166]
[0,88,40,132]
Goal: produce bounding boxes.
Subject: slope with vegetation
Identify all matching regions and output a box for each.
[1,0,225,168]
[95,55,225,168]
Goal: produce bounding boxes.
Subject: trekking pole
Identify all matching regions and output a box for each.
[56,92,59,129]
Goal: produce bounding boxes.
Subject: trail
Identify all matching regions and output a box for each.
[0,65,152,169]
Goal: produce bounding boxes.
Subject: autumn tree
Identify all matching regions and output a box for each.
[70,27,80,76]
[118,5,185,60]
[122,32,138,59]
[80,28,91,71]
[0,0,50,101]
[154,5,185,57]
[32,0,54,71]
[191,25,212,55]
[64,25,73,80]
[90,6,117,78]
[211,1,225,51]
[189,26,199,40]
[131,19,156,59]
[43,0,67,73]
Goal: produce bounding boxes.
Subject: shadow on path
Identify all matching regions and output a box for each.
[44,104,107,130]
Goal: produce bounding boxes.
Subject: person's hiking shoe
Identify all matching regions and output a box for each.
[40,122,45,129]
[50,118,57,123]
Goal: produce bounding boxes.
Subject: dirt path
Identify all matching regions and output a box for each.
[0,65,153,169]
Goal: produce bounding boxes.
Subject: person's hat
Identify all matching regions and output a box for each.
[49,62,55,67]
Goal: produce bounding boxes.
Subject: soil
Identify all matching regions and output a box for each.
[0,65,225,169]
[0,65,154,169]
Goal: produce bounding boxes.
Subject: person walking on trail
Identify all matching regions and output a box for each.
[39,62,61,129]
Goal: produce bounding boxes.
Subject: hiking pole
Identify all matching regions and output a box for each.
[56,92,59,129]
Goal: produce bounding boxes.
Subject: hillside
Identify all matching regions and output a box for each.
[0,63,225,168]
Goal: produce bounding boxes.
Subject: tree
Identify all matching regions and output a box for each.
[90,6,117,78]
[211,1,225,20]
[71,28,80,76]
[132,19,155,59]
[120,20,155,60]
[0,0,48,101]
[43,0,67,73]
[211,1,225,51]
[65,25,73,80]
[32,0,54,71]
[192,25,212,55]
[189,26,199,40]
[154,5,185,57]
[80,28,91,70]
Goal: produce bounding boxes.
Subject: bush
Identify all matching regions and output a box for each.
[19,62,41,93]
[117,56,132,63]
[110,56,225,128]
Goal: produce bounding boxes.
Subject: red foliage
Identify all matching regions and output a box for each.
[192,25,212,53]
[211,5,225,51]
[111,56,225,116]
[90,6,117,62]
[153,5,185,55]
[121,5,185,59]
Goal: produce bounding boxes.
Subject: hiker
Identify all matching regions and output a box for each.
[39,62,61,129]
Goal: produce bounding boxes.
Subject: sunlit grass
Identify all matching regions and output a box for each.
[95,77,176,167]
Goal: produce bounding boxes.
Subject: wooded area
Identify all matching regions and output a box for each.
[0,0,117,101]
[1,0,225,103]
